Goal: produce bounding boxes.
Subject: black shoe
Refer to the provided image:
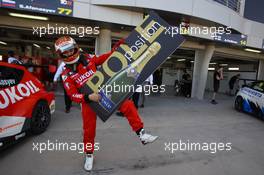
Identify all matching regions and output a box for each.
[116,112,124,117]
[211,100,218,105]
[140,104,144,108]
[65,109,70,113]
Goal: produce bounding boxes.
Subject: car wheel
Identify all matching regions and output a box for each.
[235,96,243,112]
[30,100,51,135]
[174,85,180,96]
[257,110,264,120]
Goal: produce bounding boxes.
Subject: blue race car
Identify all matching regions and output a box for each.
[235,81,264,119]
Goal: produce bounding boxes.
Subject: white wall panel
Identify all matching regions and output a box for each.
[91,0,135,6]
[193,0,230,26]
[74,0,142,26]
[135,0,193,16]
[74,0,264,49]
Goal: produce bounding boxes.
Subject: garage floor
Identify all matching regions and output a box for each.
[1,92,264,175]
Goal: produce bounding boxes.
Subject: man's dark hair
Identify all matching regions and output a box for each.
[215,64,222,71]
[8,50,15,57]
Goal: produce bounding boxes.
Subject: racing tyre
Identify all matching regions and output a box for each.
[235,96,243,112]
[257,110,264,120]
[174,86,180,96]
[30,100,51,135]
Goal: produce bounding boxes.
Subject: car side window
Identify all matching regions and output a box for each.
[0,65,24,88]
[252,82,264,93]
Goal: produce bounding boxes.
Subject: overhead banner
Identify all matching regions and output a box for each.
[80,11,185,122]
[214,33,248,46]
[0,0,73,16]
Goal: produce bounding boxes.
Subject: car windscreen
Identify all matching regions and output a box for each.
[252,82,264,93]
[0,65,24,88]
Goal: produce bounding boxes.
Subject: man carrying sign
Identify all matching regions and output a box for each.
[54,36,158,171]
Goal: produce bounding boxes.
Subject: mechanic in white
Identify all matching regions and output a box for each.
[7,51,22,64]
[132,74,153,108]
[140,74,153,108]
[53,61,72,113]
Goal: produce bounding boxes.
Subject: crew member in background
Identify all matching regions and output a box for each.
[153,68,162,92]
[7,50,22,64]
[25,58,34,73]
[47,60,57,90]
[139,74,153,108]
[132,85,141,109]
[211,66,224,104]
[229,74,240,96]
[182,69,192,98]
[54,36,158,171]
[53,61,72,113]
[117,74,153,115]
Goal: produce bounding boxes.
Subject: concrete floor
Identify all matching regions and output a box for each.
[1,92,264,175]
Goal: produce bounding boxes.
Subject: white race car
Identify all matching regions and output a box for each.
[235,81,264,119]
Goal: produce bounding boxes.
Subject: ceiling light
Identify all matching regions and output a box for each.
[0,55,2,61]
[209,62,217,65]
[228,67,239,71]
[46,46,51,50]
[177,59,186,62]
[33,44,40,48]
[0,41,7,45]
[208,68,215,70]
[9,12,48,21]
[167,56,171,59]
[245,48,261,53]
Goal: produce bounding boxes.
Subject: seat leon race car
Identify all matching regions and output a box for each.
[0,62,55,149]
[235,81,264,119]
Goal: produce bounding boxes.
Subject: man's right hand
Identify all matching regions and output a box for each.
[85,93,101,103]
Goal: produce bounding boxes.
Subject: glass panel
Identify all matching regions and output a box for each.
[0,65,24,88]
[213,0,240,13]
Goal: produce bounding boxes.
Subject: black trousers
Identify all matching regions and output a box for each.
[64,87,72,110]
[132,92,140,109]
[183,82,192,97]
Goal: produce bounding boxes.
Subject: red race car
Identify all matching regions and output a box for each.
[0,62,55,148]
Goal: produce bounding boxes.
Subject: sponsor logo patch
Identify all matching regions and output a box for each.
[0,80,40,109]
[2,0,16,7]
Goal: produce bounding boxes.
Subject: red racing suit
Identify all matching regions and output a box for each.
[61,50,144,153]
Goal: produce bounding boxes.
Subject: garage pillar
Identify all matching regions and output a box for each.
[192,44,215,100]
[95,28,112,55]
[258,60,264,80]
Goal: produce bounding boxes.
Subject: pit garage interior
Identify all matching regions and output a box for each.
[0,8,130,83]
[0,8,264,99]
[0,26,262,98]
[160,40,261,97]
[0,26,96,82]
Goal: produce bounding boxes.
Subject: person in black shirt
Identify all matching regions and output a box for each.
[211,67,223,104]
[229,74,240,95]
[182,69,192,97]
